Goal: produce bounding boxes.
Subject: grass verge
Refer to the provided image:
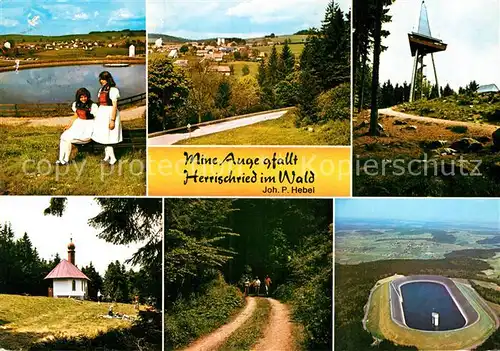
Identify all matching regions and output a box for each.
[165,277,245,350]
[0,118,145,195]
[218,298,271,351]
[175,110,350,145]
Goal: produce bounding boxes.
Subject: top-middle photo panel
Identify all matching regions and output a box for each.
[147,0,351,146]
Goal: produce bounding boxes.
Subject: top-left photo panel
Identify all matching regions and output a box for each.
[0,0,146,195]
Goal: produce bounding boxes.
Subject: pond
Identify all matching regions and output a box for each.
[401,281,466,331]
[0,64,145,104]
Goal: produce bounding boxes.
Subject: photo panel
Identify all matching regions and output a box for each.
[0,197,162,349]
[0,0,147,195]
[352,0,500,197]
[165,198,333,350]
[146,0,352,197]
[335,198,500,350]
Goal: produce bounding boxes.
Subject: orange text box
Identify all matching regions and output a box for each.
[148,146,351,197]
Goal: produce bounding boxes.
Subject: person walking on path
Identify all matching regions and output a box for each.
[254,276,261,296]
[265,275,272,296]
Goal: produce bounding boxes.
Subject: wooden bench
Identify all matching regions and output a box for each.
[74,128,146,155]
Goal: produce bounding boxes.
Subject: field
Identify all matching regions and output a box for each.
[231,61,259,77]
[336,219,500,265]
[248,35,309,44]
[175,110,350,146]
[257,43,305,57]
[0,117,145,195]
[0,294,138,349]
[365,277,496,349]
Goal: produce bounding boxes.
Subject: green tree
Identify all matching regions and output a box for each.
[241,64,250,76]
[82,262,103,301]
[230,75,260,114]
[104,261,129,302]
[215,80,232,110]
[278,40,295,79]
[179,44,189,54]
[267,45,279,86]
[148,56,191,131]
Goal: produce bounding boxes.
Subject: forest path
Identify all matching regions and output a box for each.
[183,296,257,351]
[0,106,145,127]
[252,298,294,351]
[379,108,498,133]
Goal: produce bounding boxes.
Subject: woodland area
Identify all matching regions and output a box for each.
[148,0,350,134]
[165,199,333,350]
[0,198,163,350]
[335,250,500,350]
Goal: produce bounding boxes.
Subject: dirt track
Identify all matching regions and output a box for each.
[183,297,257,351]
[252,298,294,351]
[182,297,295,351]
[0,106,145,127]
[379,108,498,134]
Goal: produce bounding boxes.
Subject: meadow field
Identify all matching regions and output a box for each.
[0,294,138,349]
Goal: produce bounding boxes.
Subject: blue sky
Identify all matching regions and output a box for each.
[0,0,145,36]
[148,0,351,39]
[379,0,499,90]
[336,199,500,225]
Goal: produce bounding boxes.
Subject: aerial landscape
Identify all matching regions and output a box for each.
[0,0,146,195]
[353,0,500,196]
[335,199,500,350]
[147,0,350,146]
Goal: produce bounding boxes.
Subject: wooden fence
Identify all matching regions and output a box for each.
[0,92,146,118]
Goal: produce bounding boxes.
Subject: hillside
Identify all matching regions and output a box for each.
[147,33,190,43]
[0,30,146,43]
[0,294,137,349]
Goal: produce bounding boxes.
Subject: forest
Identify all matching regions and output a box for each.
[148,0,350,134]
[335,251,500,350]
[0,198,163,350]
[165,199,333,350]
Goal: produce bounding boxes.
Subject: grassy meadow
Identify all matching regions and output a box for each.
[257,43,305,56]
[0,117,145,195]
[0,294,138,350]
[175,110,350,146]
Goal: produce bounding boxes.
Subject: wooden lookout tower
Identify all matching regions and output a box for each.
[409,1,447,102]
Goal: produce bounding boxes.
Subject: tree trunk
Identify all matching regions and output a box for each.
[358,52,367,113]
[369,0,383,136]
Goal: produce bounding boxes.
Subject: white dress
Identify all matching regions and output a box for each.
[92,87,123,145]
[60,102,98,143]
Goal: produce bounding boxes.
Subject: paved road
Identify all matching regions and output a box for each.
[149,110,287,146]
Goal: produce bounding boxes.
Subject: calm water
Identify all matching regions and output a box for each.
[401,282,466,331]
[0,64,145,103]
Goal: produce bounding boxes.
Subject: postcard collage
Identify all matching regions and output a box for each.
[0,0,499,350]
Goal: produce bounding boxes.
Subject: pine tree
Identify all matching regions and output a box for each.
[215,80,231,109]
[278,40,295,79]
[267,45,279,86]
[257,59,267,88]
[82,262,103,301]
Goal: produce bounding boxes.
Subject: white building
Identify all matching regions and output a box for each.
[168,49,178,59]
[155,38,163,48]
[44,239,89,299]
[129,44,136,57]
